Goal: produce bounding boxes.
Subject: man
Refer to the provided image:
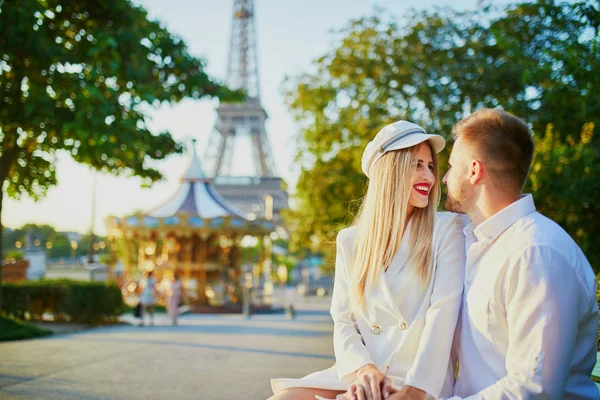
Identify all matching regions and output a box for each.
[440,108,599,399]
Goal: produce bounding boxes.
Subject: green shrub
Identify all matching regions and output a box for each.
[0,315,52,341]
[64,281,125,324]
[4,250,24,261]
[1,279,124,324]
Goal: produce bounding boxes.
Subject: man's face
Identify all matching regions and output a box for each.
[442,137,472,214]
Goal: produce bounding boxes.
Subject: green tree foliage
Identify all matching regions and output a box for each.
[526,123,599,268]
[284,0,599,271]
[2,223,56,248]
[0,0,241,307]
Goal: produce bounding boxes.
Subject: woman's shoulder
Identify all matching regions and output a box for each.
[336,226,358,250]
[434,211,469,235]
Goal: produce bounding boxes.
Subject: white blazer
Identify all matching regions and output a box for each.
[331,212,466,397]
[271,212,466,398]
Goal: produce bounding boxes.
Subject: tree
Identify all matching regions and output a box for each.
[0,0,241,309]
[2,223,56,249]
[284,0,599,269]
[526,123,600,269]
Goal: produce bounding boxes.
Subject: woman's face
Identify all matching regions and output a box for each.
[408,142,435,212]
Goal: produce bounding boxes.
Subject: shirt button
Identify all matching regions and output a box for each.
[399,321,407,330]
[371,325,381,335]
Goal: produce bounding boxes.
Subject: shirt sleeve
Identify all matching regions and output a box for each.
[445,246,586,399]
[404,215,466,398]
[331,230,373,381]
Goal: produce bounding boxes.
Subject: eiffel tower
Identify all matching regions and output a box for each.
[205,0,288,222]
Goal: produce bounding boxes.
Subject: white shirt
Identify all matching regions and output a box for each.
[331,212,466,398]
[449,195,599,399]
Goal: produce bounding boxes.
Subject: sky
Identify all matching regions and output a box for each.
[4,0,511,236]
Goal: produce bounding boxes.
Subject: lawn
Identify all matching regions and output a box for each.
[0,315,52,342]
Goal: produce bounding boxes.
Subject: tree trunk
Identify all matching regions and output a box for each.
[0,148,17,313]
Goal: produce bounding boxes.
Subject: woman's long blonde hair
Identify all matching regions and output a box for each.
[351,142,440,310]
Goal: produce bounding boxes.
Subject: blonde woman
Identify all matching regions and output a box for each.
[270,121,466,400]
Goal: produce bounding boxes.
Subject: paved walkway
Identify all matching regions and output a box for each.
[3,294,599,399]
[0,298,334,400]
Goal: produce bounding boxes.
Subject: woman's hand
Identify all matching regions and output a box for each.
[336,364,394,400]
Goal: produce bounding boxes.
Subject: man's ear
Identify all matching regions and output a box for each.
[469,160,484,184]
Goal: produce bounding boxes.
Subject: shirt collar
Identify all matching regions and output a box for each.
[472,194,536,243]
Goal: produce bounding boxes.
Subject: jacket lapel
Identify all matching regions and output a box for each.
[363,271,404,321]
[370,220,413,320]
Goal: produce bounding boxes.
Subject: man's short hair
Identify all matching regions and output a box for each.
[453,108,534,192]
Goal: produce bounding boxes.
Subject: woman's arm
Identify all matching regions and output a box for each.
[331,229,374,381]
[403,215,466,398]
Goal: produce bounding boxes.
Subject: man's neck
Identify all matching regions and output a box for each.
[469,190,521,227]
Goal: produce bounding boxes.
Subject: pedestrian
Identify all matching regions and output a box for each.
[167,273,183,326]
[140,270,157,326]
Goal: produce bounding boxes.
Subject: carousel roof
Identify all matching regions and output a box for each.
[148,145,247,220]
[105,142,276,235]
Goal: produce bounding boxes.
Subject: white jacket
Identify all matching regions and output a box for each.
[331,212,466,398]
[271,212,466,398]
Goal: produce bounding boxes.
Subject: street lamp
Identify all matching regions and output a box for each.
[46,241,53,260]
[70,240,78,261]
[15,241,22,249]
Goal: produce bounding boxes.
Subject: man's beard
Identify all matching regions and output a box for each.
[445,184,467,214]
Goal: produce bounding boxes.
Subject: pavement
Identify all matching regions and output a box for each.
[0,295,335,400]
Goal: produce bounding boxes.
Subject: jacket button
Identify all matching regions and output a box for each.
[399,321,407,330]
[371,325,381,335]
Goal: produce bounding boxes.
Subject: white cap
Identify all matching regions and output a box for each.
[361,120,446,178]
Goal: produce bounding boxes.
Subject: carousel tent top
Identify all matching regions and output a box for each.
[105,143,275,235]
[149,145,247,220]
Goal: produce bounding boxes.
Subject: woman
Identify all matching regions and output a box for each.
[140,270,157,326]
[167,273,183,326]
[270,121,466,400]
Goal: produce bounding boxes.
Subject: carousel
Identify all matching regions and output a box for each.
[105,143,276,309]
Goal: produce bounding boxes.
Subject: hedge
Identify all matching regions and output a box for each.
[1,279,124,324]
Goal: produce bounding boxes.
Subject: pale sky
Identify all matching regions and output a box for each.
[4,0,510,236]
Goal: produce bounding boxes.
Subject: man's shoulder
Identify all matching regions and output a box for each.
[505,212,595,297]
[512,211,578,252]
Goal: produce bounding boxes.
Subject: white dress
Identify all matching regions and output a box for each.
[271,212,466,398]
[140,277,157,306]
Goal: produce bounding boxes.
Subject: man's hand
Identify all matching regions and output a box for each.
[385,385,426,400]
[336,364,394,400]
